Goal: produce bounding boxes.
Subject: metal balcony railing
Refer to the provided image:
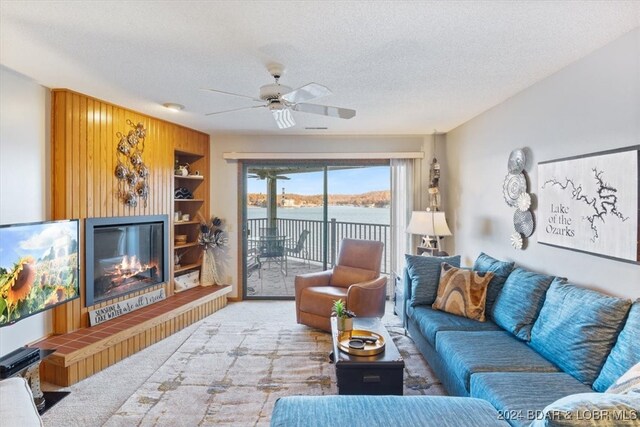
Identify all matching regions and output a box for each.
[247,217,390,274]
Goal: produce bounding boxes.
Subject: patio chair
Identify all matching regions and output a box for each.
[294,238,386,332]
[258,235,287,277]
[286,230,310,267]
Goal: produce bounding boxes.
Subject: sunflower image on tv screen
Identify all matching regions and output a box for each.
[0,220,79,326]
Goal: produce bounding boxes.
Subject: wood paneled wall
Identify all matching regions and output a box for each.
[51,89,210,333]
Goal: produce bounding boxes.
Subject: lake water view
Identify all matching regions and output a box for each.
[247,205,390,225]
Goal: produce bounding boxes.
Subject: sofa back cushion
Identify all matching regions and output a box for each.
[472,252,514,315]
[593,300,640,392]
[432,263,493,321]
[330,265,377,288]
[530,281,631,385]
[405,254,461,307]
[491,269,556,341]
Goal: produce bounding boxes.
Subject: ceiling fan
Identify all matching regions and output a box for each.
[203,63,356,129]
[248,171,290,180]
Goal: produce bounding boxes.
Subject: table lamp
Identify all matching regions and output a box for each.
[406,210,452,253]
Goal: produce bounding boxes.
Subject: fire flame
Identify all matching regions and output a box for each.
[107,255,155,281]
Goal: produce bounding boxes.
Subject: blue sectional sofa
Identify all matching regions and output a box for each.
[272,253,639,427]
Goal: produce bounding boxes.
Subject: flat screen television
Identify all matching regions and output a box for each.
[0,219,79,327]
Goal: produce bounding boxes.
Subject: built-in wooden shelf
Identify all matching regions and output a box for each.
[174,220,200,226]
[174,242,198,250]
[174,262,202,273]
[174,175,205,180]
[34,285,231,386]
[174,199,204,202]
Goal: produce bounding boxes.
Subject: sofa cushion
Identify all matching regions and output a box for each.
[436,330,559,393]
[530,393,640,427]
[472,252,514,315]
[329,265,377,287]
[470,372,593,427]
[491,269,556,341]
[270,395,511,427]
[432,263,493,321]
[530,281,632,386]
[299,286,347,316]
[0,377,43,427]
[407,305,501,347]
[607,362,640,396]
[405,254,461,307]
[593,300,640,392]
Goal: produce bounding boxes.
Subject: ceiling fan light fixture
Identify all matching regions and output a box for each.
[163,102,185,112]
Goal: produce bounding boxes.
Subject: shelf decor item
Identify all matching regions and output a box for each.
[114,120,149,208]
[198,216,227,286]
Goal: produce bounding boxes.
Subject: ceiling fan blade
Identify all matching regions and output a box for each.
[292,103,356,119]
[201,88,263,103]
[271,108,296,129]
[205,105,266,116]
[281,83,332,104]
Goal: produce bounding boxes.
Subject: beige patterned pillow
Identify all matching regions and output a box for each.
[432,263,494,321]
[607,362,640,395]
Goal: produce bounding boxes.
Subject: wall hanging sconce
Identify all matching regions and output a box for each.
[114,120,149,208]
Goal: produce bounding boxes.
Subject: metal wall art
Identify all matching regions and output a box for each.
[503,148,535,249]
[114,120,149,208]
[538,146,639,263]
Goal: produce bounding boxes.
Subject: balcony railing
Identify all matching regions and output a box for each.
[247,217,390,274]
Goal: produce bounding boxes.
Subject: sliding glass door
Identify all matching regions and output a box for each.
[242,161,390,300]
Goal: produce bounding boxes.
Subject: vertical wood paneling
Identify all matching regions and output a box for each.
[51,89,210,332]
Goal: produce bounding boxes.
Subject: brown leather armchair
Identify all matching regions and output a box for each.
[295,238,386,332]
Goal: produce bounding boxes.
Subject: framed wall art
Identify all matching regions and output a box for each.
[537,145,639,264]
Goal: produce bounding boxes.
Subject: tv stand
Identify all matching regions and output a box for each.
[0,348,64,413]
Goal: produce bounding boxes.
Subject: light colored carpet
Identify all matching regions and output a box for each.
[42,301,444,426]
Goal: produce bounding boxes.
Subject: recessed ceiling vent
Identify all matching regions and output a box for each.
[305,127,328,130]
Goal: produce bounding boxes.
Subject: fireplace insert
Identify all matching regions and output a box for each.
[85,215,169,306]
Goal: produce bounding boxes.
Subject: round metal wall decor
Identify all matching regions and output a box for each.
[114,120,149,208]
[508,148,527,174]
[503,173,527,207]
[510,232,523,249]
[514,209,534,237]
[517,193,531,211]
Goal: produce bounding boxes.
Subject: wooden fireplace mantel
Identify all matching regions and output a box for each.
[46,89,220,385]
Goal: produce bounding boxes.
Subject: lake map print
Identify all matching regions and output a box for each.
[537,147,639,263]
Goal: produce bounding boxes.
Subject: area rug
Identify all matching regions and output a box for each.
[42,301,444,426]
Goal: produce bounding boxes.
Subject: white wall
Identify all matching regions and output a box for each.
[210,134,436,298]
[445,28,639,299]
[0,66,51,356]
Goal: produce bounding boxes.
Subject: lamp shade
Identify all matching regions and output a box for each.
[406,211,452,236]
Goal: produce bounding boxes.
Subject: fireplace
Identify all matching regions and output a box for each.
[85,215,169,306]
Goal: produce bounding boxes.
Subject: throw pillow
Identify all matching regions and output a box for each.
[593,299,640,392]
[530,281,632,386]
[405,254,461,307]
[530,393,640,427]
[472,252,514,315]
[491,269,557,341]
[432,263,493,322]
[606,362,640,396]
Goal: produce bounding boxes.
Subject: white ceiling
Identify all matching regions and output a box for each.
[1,1,638,135]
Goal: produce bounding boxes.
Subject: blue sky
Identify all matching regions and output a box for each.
[0,221,77,269]
[247,166,390,195]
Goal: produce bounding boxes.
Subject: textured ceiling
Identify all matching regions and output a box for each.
[1,1,638,135]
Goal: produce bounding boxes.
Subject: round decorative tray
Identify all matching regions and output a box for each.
[337,329,385,356]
